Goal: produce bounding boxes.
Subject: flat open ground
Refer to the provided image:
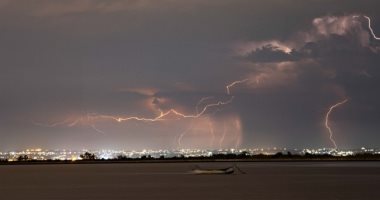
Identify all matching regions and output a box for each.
[0,162,379,200]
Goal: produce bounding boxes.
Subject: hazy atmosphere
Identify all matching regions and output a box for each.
[1,0,380,150]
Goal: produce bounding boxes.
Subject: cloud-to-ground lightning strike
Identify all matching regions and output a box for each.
[177,97,214,148]
[325,99,348,149]
[364,16,380,40]
[177,96,227,148]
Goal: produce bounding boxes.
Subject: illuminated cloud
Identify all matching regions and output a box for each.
[239,14,380,87]
[239,14,378,63]
[236,40,293,56]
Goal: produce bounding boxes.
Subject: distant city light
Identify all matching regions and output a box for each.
[0,147,379,161]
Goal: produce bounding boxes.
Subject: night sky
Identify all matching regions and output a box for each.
[1,0,380,150]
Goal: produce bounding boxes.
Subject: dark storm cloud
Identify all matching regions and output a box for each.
[243,35,379,64]
[244,44,300,63]
[1,0,380,150]
[237,14,380,148]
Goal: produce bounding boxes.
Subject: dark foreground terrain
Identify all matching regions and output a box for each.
[0,162,379,200]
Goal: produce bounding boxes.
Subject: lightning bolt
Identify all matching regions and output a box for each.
[35,78,251,148]
[226,79,250,95]
[364,15,380,40]
[90,124,105,134]
[177,97,214,148]
[196,96,214,114]
[324,99,348,149]
[96,97,235,123]
[101,79,248,147]
[76,78,249,124]
[87,114,106,134]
